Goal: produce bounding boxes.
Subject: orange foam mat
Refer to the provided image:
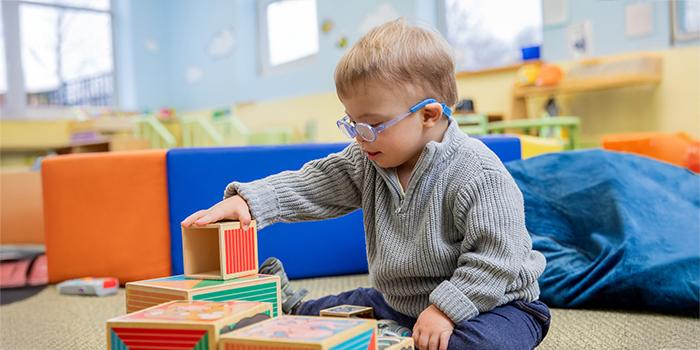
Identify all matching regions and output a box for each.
[41,150,171,283]
[0,170,45,245]
[602,132,695,168]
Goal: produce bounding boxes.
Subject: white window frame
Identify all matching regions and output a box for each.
[435,0,543,72]
[1,0,117,118]
[256,0,319,76]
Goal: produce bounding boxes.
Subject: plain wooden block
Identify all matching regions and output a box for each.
[219,315,377,349]
[125,274,282,317]
[107,300,272,350]
[377,336,414,350]
[182,221,258,280]
[320,304,374,319]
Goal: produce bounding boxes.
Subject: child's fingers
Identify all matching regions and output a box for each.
[194,210,224,226]
[237,208,252,231]
[439,331,451,350]
[414,329,427,350]
[428,333,440,350]
[181,210,207,227]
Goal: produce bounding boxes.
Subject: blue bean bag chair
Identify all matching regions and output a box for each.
[506,150,700,315]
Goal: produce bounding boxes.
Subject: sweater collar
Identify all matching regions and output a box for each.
[372,120,463,190]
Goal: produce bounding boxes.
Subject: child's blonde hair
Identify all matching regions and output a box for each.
[335,18,457,106]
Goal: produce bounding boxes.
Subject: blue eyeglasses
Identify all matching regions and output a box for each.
[336,98,453,143]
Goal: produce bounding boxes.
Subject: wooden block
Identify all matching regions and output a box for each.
[107,300,272,350]
[320,304,374,319]
[182,221,258,280]
[126,274,282,317]
[378,336,414,350]
[219,316,377,349]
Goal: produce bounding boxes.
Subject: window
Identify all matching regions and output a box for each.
[672,0,700,42]
[27,0,110,11]
[440,0,542,72]
[258,0,319,74]
[2,0,114,110]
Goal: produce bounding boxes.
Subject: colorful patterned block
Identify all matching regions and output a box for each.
[107,300,272,350]
[182,221,258,280]
[219,316,377,349]
[377,336,414,350]
[126,274,282,317]
[320,305,374,319]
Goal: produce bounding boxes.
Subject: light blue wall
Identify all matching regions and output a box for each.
[116,0,697,110]
[542,0,698,61]
[115,0,424,111]
[113,0,172,110]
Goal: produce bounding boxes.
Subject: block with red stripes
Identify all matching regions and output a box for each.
[182,221,258,280]
[107,300,272,350]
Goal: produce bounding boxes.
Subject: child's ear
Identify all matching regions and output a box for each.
[421,103,444,127]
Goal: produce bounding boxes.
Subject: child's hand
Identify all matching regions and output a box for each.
[413,304,454,350]
[181,195,252,229]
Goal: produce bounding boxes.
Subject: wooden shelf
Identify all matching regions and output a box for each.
[509,53,663,119]
[0,136,111,153]
[513,73,662,98]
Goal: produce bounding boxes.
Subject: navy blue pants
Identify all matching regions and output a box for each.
[295,287,551,350]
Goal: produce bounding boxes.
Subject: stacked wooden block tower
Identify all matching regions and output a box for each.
[106,221,413,350]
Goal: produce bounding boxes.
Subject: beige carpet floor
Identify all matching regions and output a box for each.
[0,274,698,349]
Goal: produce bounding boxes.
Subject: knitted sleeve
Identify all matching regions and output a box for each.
[429,170,532,324]
[223,143,365,229]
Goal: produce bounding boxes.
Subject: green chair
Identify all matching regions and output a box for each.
[487,116,581,150]
[180,109,293,147]
[453,114,489,136]
[180,114,227,147]
[134,114,177,149]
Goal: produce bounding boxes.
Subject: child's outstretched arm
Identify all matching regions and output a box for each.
[185,143,365,230]
[429,170,544,325]
[181,195,252,229]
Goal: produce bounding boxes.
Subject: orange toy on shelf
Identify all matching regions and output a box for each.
[536,64,564,86]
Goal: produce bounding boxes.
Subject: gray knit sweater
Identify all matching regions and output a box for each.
[224,121,546,324]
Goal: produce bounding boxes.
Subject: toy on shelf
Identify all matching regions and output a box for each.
[182,221,258,280]
[156,107,176,121]
[57,277,118,297]
[219,315,377,349]
[106,300,272,350]
[516,62,542,87]
[320,304,374,319]
[125,274,282,317]
[535,64,564,86]
[378,336,415,350]
[511,54,661,119]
